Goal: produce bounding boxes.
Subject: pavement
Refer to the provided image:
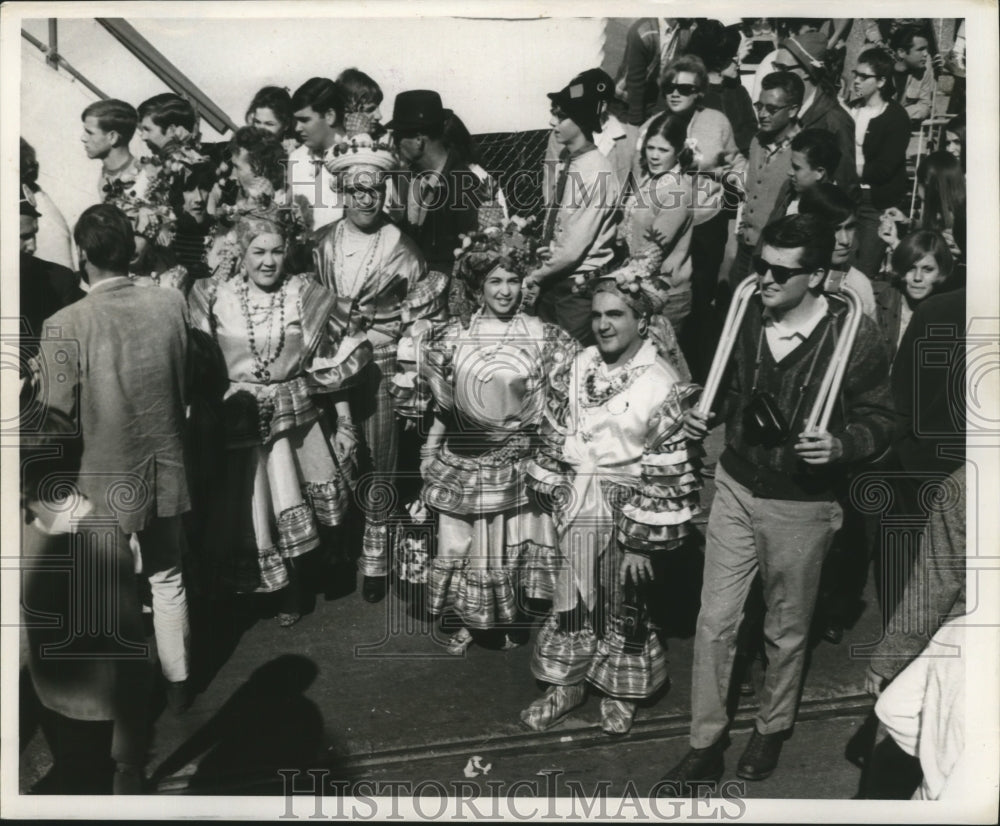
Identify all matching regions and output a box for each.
[18,425,901,799]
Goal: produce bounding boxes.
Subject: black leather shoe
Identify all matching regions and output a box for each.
[362,575,387,603]
[658,743,725,797]
[736,727,789,780]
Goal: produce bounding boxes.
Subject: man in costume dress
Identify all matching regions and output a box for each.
[521,252,702,736]
[313,126,447,602]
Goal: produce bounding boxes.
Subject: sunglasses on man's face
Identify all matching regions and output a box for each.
[851,70,878,81]
[663,83,698,96]
[753,101,793,116]
[752,255,815,284]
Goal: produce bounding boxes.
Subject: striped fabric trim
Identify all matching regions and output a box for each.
[513,539,565,603]
[531,613,597,686]
[224,376,319,446]
[255,546,290,593]
[276,503,319,558]
[587,628,669,699]
[303,479,350,527]
[421,441,532,516]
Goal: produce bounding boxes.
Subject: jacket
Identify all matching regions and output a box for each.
[37,278,191,532]
[797,90,861,201]
[855,100,912,209]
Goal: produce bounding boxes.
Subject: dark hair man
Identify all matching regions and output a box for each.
[38,203,195,729]
[661,213,893,790]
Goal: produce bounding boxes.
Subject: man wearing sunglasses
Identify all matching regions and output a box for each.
[729,72,803,285]
[661,213,893,791]
[770,32,860,199]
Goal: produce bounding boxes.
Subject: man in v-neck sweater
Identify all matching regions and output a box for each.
[662,214,893,790]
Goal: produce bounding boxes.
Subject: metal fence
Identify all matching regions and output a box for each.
[475,129,551,220]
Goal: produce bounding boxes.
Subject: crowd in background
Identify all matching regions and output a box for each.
[18,16,969,798]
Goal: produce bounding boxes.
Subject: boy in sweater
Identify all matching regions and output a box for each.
[662,213,893,789]
[524,73,621,344]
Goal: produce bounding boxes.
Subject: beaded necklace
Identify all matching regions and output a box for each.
[333,221,384,298]
[580,348,647,408]
[461,309,528,386]
[238,276,289,382]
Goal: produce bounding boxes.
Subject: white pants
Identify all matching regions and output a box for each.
[135,516,190,683]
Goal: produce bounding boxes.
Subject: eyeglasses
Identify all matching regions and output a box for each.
[851,70,878,80]
[752,255,814,283]
[753,101,792,115]
[663,83,699,96]
[344,184,386,198]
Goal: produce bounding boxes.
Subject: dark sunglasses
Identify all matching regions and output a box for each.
[752,255,814,283]
[754,101,794,116]
[663,83,699,96]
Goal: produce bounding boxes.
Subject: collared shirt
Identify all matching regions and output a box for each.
[849,99,888,179]
[659,18,679,68]
[287,143,345,230]
[762,295,829,361]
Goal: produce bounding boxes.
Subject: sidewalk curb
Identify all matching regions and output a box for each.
[154,693,874,794]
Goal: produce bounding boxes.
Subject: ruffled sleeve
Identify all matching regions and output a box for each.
[615,382,704,555]
[387,317,439,419]
[187,277,217,335]
[299,278,373,393]
[402,269,449,327]
[524,325,580,499]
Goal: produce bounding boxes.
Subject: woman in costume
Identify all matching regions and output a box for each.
[207,127,305,281]
[188,211,371,625]
[313,128,448,603]
[391,218,573,654]
[520,254,702,735]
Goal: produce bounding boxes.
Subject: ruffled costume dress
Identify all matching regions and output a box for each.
[391,313,577,629]
[312,219,448,578]
[525,339,702,699]
[188,274,372,593]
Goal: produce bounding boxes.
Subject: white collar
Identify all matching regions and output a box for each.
[89,275,132,293]
[594,115,627,155]
[763,295,829,340]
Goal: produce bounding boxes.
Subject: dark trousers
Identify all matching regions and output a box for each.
[683,211,731,382]
[537,277,596,347]
[854,191,888,279]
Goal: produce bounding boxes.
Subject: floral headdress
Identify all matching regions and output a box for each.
[572,245,668,318]
[141,133,209,207]
[324,128,397,178]
[104,179,176,241]
[453,215,542,285]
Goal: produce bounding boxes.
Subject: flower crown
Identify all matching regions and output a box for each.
[571,246,670,315]
[104,177,177,241]
[324,129,397,176]
[453,216,542,282]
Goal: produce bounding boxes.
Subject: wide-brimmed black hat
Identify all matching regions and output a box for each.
[386,90,453,132]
